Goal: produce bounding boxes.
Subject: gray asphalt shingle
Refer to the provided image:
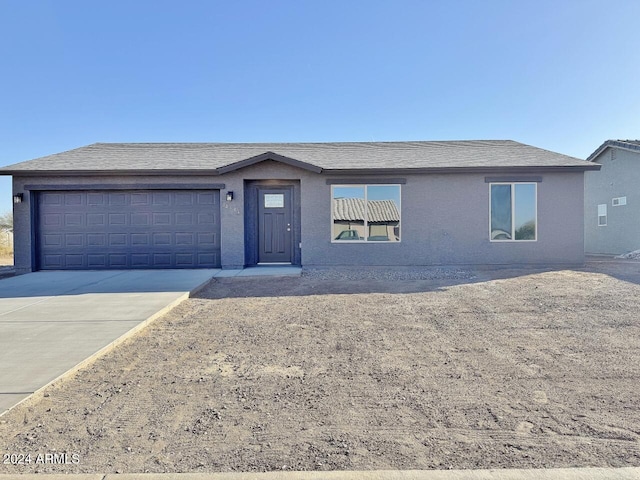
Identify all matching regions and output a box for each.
[0,140,594,173]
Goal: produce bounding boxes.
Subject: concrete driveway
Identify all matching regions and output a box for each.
[0,269,216,415]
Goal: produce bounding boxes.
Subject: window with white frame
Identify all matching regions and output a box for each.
[598,204,607,226]
[332,184,401,242]
[490,183,537,241]
[612,196,627,206]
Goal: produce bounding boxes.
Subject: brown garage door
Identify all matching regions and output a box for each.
[36,190,221,269]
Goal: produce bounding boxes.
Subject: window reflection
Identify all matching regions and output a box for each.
[490,183,536,241]
[332,185,401,242]
[491,184,512,240]
[514,184,536,240]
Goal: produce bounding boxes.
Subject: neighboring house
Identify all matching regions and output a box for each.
[0,141,599,273]
[584,140,640,255]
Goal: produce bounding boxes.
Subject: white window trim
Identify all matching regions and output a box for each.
[598,204,607,226]
[331,184,402,243]
[489,182,538,242]
[612,196,627,207]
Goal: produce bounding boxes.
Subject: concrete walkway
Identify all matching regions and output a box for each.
[0,269,217,416]
[214,265,301,277]
[1,467,639,479]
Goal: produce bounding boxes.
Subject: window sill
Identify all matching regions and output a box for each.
[489,239,538,243]
[331,240,402,244]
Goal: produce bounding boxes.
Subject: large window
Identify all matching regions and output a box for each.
[332,184,401,242]
[490,183,537,241]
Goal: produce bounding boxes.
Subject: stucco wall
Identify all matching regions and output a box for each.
[12,163,586,272]
[584,148,640,255]
[303,170,585,267]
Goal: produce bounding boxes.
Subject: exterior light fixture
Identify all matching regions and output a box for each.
[226,191,234,202]
[13,193,23,204]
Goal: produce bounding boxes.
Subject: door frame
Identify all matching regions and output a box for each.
[244,180,301,266]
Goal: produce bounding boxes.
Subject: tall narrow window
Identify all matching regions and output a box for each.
[332,185,401,242]
[490,183,537,241]
[598,204,607,226]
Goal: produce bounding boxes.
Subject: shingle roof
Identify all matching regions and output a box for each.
[0,140,598,174]
[586,139,640,162]
[333,198,400,223]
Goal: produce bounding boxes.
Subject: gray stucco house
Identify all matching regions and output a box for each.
[0,140,599,273]
[584,139,640,255]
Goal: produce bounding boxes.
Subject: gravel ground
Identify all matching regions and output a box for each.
[0,262,639,474]
[617,249,640,260]
[302,266,477,281]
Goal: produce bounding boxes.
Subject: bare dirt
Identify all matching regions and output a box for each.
[1,262,640,474]
[0,253,14,279]
[0,254,12,267]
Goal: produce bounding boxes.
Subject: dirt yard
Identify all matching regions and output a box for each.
[0,250,14,279]
[0,246,12,267]
[1,263,640,474]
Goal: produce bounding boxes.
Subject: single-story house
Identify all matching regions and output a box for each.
[0,140,600,273]
[584,139,640,255]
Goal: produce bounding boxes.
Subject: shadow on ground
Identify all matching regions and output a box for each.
[0,270,218,298]
[196,261,640,299]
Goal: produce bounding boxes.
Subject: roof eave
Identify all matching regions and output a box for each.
[0,169,221,176]
[0,164,601,177]
[322,165,601,175]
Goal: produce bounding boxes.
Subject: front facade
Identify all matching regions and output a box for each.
[1,141,599,273]
[584,140,640,255]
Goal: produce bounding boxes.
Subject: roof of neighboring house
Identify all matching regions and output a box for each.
[0,140,599,175]
[333,198,400,223]
[586,139,640,162]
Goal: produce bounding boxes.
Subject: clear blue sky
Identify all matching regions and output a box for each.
[1,0,639,215]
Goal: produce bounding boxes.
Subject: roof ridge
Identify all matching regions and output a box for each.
[89,140,520,147]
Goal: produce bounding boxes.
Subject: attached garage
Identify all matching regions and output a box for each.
[35,189,221,269]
